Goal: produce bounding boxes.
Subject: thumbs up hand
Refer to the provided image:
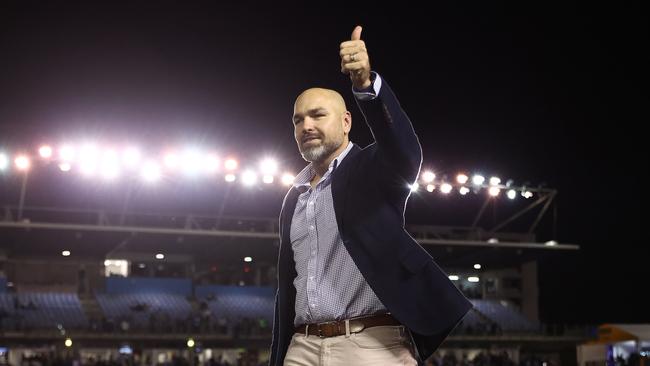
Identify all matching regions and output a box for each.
[340,25,372,90]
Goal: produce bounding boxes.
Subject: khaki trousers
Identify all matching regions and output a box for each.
[283,325,418,366]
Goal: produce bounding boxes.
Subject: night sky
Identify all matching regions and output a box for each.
[0,3,646,324]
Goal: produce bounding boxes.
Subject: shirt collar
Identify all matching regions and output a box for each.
[293,141,354,189]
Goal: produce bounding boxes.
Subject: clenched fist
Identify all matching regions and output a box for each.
[340,26,372,90]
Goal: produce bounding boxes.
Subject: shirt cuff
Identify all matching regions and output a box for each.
[352,72,382,101]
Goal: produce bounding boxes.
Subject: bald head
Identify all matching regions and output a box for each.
[294,88,347,116]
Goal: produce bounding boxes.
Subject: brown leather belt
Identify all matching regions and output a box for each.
[295,313,401,338]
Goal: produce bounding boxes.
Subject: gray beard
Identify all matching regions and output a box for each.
[301,139,341,163]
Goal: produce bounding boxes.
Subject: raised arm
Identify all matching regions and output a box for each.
[340,26,422,184]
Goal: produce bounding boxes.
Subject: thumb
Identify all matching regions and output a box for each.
[351,25,362,41]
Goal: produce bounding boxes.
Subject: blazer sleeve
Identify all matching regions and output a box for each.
[354,76,423,185]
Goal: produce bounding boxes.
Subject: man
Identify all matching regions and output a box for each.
[269,26,472,366]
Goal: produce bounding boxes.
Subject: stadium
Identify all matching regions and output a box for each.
[1,144,586,365]
[0,3,646,366]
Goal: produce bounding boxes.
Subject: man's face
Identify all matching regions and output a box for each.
[292,88,351,163]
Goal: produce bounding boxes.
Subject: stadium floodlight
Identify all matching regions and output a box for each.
[79,144,99,176]
[281,173,295,186]
[224,158,238,171]
[468,276,480,283]
[522,190,533,199]
[472,174,485,185]
[62,250,71,257]
[15,155,30,171]
[474,263,482,270]
[122,147,141,167]
[456,174,469,184]
[440,183,452,194]
[459,186,470,195]
[225,173,236,182]
[155,253,164,260]
[448,275,459,281]
[260,158,278,175]
[59,145,76,162]
[58,163,72,172]
[241,170,257,186]
[262,175,274,184]
[164,152,179,169]
[39,145,53,158]
[507,189,517,199]
[488,186,500,197]
[140,161,161,182]
[100,150,120,179]
[204,154,220,173]
[426,184,435,192]
[80,161,97,176]
[489,176,501,186]
[65,338,72,347]
[0,153,8,170]
[409,183,419,192]
[181,149,202,176]
[244,256,253,263]
[421,171,435,183]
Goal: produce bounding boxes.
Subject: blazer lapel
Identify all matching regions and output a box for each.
[331,144,361,237]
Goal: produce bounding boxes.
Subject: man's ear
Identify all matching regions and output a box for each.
[343,111,352,134]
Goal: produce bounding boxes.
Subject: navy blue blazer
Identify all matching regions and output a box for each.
[269,78,472,365]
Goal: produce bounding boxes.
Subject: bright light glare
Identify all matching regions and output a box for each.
[0,154,8,170]
[59,145,76,161]
[39,145,53,158]
[421,171,435,183]
[472,175,485,185]
[58,163,71,172]
[224,158,238,171]
[468,276,480,283]
[488,187,500,196]
[260,158,278,175]
[440,183,452,194]
[426,184,435,192]
[507,189,517,199]
[459,186,470,195]
[241,170,257,186]
[225,173,236,182]
[122,147,141,167]
[15,156,30,171]
[164,153,179,168]
[456,174,468,184]
[262,175,274,184]
[489,176,501,186]
[409,183,419,192]
[281,173,295,186]
[204,154,220,173]
[182,150,202,176]
[141,161,161,182]
[100,150,120,179]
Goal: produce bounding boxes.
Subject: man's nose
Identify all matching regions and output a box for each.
[302,117,316,131]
